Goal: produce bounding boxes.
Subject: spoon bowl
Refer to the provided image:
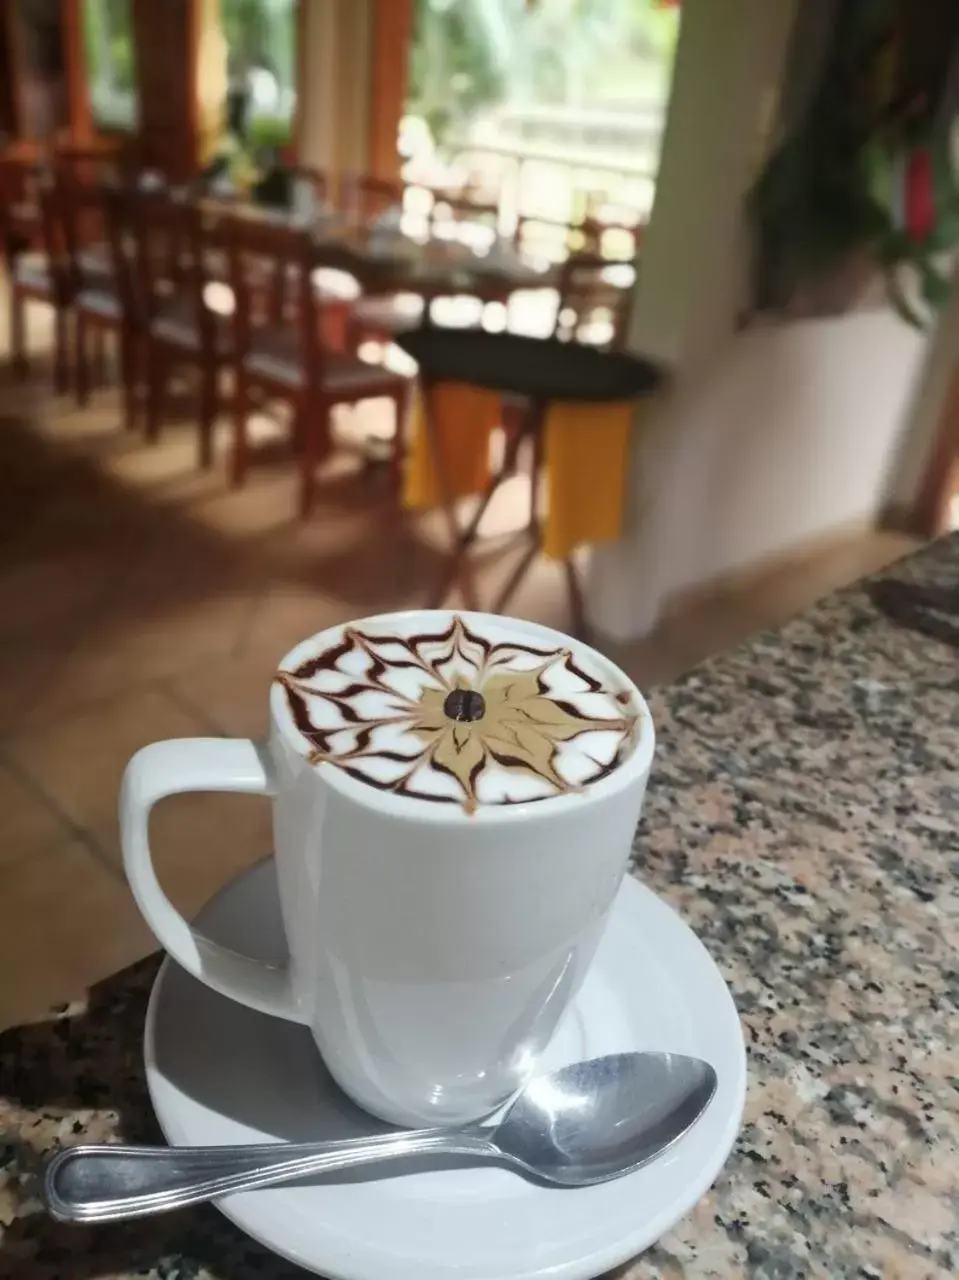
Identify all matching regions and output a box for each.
[495,1052,717,1185]
[45,1051,717,1222]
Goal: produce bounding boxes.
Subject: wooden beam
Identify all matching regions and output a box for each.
[130,0,198,180]
[61,0,92,141]
[2,2,29,142]
[368,0,413,180]
[912,368,959,537]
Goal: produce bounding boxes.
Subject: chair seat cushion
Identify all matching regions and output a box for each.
[76,285,121,320]
[78,244,112,277]
[325,354,406,397]
[150,295,232,354]
[244,324,406,396]
[13,252,53,293]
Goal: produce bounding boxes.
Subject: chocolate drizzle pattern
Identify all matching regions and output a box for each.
[275,615,639,812]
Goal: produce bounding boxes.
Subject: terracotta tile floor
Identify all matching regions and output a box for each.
[0,332,919,1029]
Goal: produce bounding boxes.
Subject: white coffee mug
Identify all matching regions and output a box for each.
[121,610,655,1126]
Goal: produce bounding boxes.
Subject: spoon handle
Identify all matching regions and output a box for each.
[45,1130,497,1223]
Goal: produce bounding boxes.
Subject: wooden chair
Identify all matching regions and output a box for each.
[130,188,231,466]
[223,210,413,514]
[0,158,71,391]
[53,172,139,426]
[51,145,126,273]
[552,249,635,351]
[347,190,502,349]
[507,213,637,346]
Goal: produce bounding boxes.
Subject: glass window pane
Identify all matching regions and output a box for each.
[83,0,138,131]
[221,0,297,147]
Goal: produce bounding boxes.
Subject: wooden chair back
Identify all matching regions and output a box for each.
[0,156,49,258]
[52,143,126,191]
[553,250,634,350]
[128,187,209,331]
[222,209,323,389]
[48,170,114,294]
[582,214,642,267]
[512,213,596,267]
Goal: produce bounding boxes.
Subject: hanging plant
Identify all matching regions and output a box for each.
[749,0,959,327]
[867,116,959,326]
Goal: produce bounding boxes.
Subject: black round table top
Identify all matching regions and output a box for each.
[396,329,666,403]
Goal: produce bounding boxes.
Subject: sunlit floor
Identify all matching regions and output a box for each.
[0,308,919,1029]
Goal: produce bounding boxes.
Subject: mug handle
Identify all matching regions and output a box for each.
[120,738,307,1025]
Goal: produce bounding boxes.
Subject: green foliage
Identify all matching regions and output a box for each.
[83,0,136,127]
[749,0,959,326]
[246,113,291,153]
[222,0,271,68]
[408,0,505,144]
[406,0,679,146]
[109,33,134,92]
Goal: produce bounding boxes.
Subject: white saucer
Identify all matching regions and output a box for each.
[144,859,745,1280]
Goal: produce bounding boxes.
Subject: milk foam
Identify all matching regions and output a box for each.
[275,614,641,812]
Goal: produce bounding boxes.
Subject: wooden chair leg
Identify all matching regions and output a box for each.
[421,382,481,610]
[52,307,70,396]
[231,370,250,486]
[91,326,108,388]
[198,364,218,469]
[292,402,306,456]
[118,327,138,431]
[74,313,90,407]
[299,398,330,519]
[564,556,587,638]
[11,292,28,382]
[145,341,168,443]
[389,381,411,491]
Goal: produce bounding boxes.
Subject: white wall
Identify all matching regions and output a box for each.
[882,265,959,511]
[588,312,927,639]
[584,0,934,640]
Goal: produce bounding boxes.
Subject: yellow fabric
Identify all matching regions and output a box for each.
[403,384,636,560]
[542,399,633,558]
[403,383,499,508]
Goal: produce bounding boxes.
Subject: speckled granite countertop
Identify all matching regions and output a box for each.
[2,535,957,1279]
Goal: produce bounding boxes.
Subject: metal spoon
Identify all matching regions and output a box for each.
[44,1052,716,1223]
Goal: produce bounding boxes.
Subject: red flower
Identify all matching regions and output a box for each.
[904,147,935,241]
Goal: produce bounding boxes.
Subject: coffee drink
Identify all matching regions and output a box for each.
[274,612,641,813]
[123,608,655,1125]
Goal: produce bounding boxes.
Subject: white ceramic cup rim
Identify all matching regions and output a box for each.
[270,609,655,827]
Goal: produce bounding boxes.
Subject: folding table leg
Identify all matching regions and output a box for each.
[427,424,525,609]
[492,536,540,615]
[564,555,587,637]
[421,378,481,611]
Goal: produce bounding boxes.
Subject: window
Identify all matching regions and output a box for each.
[221,0,297,149]
[83,0,137,131]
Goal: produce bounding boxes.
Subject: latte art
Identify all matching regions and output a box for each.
[275,615,640,812]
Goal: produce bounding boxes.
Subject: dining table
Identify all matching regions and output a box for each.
[1,532,956,1278]
[191,189,566,301]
